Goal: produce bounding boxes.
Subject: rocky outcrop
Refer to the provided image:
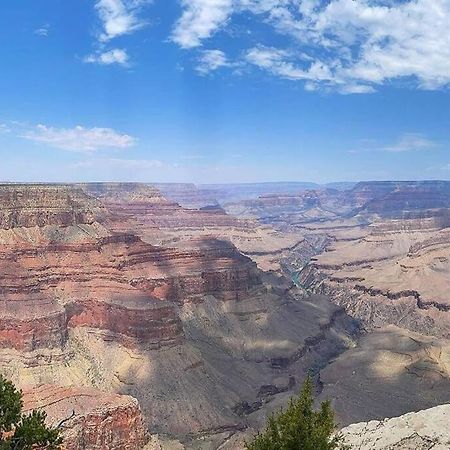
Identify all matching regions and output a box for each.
[0,235,261,352]
[0,184,100,229]
[340,404,450,449]
[22,385,149,450]
[299,263,450,339]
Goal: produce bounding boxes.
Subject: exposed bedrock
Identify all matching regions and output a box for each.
[0,299,67,352]
[318,325,450,427]
[340,403,450,450]
[299,264,450,339]
[0,216,262,353]
[67,297,183,349]
[0,184,100,229]
[78,182,252,233]
[22,385,149,450]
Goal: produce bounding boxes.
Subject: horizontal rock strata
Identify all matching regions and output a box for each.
[22,385,149,450]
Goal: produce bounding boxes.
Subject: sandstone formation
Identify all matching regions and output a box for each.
[0,184,265,355]
[0,183,359,448]
[340,403,450,449]
[2,180,450,449]
[22,385,149,450]
[0,184,100,229]
[151,183,219,209]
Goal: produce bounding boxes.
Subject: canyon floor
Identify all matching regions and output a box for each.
[0,181,449,449]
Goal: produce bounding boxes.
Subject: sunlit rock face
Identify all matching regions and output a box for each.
[78,182,250,235]
[22,385,149,450]
[340,403,450,450]
[221,180,450,432]
[0,184,264,356]
[0,184,100,229]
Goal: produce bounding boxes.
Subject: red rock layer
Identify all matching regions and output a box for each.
[0,235,260,352]
[22,385,149,450]
[0,298,67,352]
[0,184,262,353]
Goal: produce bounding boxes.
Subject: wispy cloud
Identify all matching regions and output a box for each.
[382,133,438,153]
[171,0,233,49]
[85,0,151,66]
[34,25,49,37]
[196,49,230,74]
[349,133,439,154]
[84,48,129,66]
[20,124,136,152]
[95,0,150,42]
[0,124,11,134]
[172,0,450,93]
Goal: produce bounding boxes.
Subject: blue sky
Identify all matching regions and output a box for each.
[1,0,450,183]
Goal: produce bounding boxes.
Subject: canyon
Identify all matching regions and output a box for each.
[0,181,449,449]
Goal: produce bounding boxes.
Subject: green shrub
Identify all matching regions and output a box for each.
[246,375,348,450]
[0,375,62,449]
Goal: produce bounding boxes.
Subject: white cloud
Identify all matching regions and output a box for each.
[196,49,230,74]
[85,0,151,67]
[349,133,438,153]
[95,0,150,42]
[20,124,136,152]
[171,0,233,48]
[172,0,450,92]
[382,133,438,152]
[246,46,333,81]
[84,48,129,66]
[34,25,49,37]
[339,84,376,94]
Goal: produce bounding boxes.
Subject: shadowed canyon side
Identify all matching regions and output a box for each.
[226,180,450,427]
[0,183,361,449]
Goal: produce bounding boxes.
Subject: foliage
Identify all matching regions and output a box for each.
[0,375,62,449]
[245,375,349,450]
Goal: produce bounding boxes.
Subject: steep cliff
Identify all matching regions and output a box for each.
[22,385,149,450]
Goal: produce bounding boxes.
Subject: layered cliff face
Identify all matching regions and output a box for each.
[22,385,149,450]
[224,189,355,227]
[351,180,450,217]
[231,181,450,340]
[298,216,450,339]
[0,185,267,431]
[79,181,308,275]
[0,183,359,448]
[151,183,219,209]
[224,180,450,229]
[0,184,100,229]
[78,182,252,244]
